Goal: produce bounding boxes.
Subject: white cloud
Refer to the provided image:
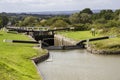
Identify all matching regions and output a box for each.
[0,0,120,12]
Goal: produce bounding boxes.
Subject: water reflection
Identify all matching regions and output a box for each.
[37,50,120,80]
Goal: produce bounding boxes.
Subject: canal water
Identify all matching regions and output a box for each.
[37,50,120,80]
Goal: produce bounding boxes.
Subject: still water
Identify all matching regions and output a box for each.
[37,50,120,80]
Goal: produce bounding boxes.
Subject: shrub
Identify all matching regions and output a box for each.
[71,24,88,31]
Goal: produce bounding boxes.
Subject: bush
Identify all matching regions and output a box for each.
[99,27,120,37]
[71,24,88,31]
[51,20,69,28]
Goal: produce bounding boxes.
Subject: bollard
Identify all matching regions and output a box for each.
[39,40,42,49]
[86,39,89,48]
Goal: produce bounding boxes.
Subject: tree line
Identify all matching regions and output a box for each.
[1,8,120,33]
[15,8,120,30]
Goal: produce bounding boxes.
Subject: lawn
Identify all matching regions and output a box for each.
[0,30,46,80]
[90,38,120,51]
[59,31,101,41]
[59,31,120,51]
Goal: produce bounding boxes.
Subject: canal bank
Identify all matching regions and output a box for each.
[32,49,49,80]
[0,31,45,80]
[54,34,77,46]
[58,31,120,54]
[54,34,120,54]
[87,45,120,55]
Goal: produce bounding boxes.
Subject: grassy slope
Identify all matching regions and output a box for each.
[91,38,120,51]
[0,31,45,80]
[59,31,120,50]
[59,31,100,41]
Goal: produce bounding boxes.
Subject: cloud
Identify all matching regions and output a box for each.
[0,0,120,12]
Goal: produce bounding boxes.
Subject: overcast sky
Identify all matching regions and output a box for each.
[0,0,120,12]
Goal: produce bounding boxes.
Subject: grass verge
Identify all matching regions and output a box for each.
[59,31,100,41]
[0,31,46,80]
[90,38,120,51]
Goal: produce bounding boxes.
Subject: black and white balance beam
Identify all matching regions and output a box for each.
[3,39,39,44]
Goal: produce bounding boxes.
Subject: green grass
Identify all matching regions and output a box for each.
[0,31,46,80]
[59,31,101,41]
[59,31,120,51]
[91,38,120,51]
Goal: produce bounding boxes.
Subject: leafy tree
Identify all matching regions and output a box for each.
[51,20,69,28]
[109,20,120,28]
[79,13,92,24]
[71,23,88,31]
[69,13,80,24]
[40,19,47,26]
[80,8,93,14]
[91,13,100,20]
[10,16,19,26]
[0,16,2,28]
[99,9,114,20]
[69,10,92,24]
[46,16,69,26]
[94,18,107,24]
[114,9,120,20]
[1,15,9,27]
[0,15,9,28]
[21,16,39,26]
[114,9,120,15]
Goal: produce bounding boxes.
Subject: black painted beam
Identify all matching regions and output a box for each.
[76,36,110,46]
[4,39,39,44]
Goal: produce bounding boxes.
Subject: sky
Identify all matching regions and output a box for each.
[0,0,120,12]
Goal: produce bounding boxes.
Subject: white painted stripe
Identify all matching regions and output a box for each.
[3,39,13,43]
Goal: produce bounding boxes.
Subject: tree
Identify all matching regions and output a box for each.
[94,18,107,24]
[69,13,80,24]
[71,23,88,31]
[40,19,47,26]
[10,16,18,26]
[92,13,100,20]
[1,15,9,27]
[46,16,69,26]
[21,16,39,26]
[114,9,120,20]
[0,15,9,28]
[99,9,114,20]
[52,20,69,28]
[79,13,92,24]
[104,20,118,28]
[69,9,92,24]
[0,16,2,28]
[114,9,120,15]
[80,8,93,14]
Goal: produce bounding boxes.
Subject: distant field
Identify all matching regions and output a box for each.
[0,31,45,80]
